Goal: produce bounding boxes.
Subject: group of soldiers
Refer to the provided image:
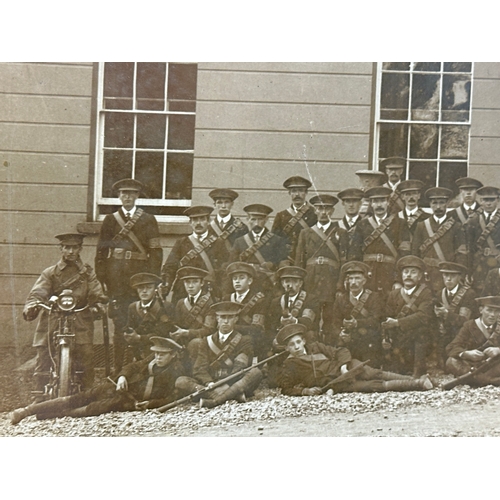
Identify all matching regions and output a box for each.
[11,157,500,424]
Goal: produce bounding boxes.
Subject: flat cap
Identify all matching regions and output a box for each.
[176,266,209,281]
[425,187,453,200]
[456,177,483,190]
[397,255,426,271]
[283,176,312,189]
[475,296,500,309]
[150,336,183,352]
[477,186,500,197]
[130,273,162,288]
[309,194,339,207]
[396,179,425,193]
[184,205,214,218]
[365,186,393,199]
[209,188,239,201]
[226,261,255,277]
[438,262,467,274]
[210,301,243,315]
[276,323,307,346]
[338,188,365,200]
[277,266,307,280]
[341,261,371,276]
[380,157,406,169]
[55,233,85,245]
[112,178,143,192]
[243,204,273,216]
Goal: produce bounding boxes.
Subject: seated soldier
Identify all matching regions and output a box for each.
[175,302,262,409]
[276,323,433,396]
[481,247,500,296]
[433,262,477,369]
[382,256,433,377]
[123,273,176,361]
[445,296,500,386]
[222,262,268,359]
[10,337,185,425]
[329,261,384,367]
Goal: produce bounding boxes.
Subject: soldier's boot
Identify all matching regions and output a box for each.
[10,396,73,425]
[382,374,433,392]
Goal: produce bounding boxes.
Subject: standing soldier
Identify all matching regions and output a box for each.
[412,187,467,292]
[380,157,406,215]
[295,194,349,336]
[271,176,317,263]
[95,178,163,374]
[355,169,387,218]
[334,188,364,234]
[395,179,429,241]
[161,206,229,304]
[350,186,411,296]
[450,177,483,224]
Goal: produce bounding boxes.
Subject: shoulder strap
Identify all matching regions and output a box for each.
[310,225,341,262]
[350,289,372,318]
[477,212,500,250]
[239,292,265,324]
[419,218,453,259]
[113,209,147,255]
[364,216,398,258]
[283,204,311,235]
[397,285,426,318]
[208,332,242,368]
[239,232,272,264]
[180,235,217,273]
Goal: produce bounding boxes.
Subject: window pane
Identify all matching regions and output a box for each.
[169,100,197,112]
[104,98,132,110]
[104,112,134,148]
[102,149,133,197]
[444,62,472,73]
[136,114,166,149]
[168,115,196,150]
[411,73,440,121]
[409,161,437,192]
[442,74,471,122]
[382,62,410,71]
[439,162,468,195]
[168,63,198,101]
[413,62,440,72]
[135,151,164,199]
[380,72,409,120]
[379,123,408,158]
[410,124,438,159]
[440,125,469,159]
[136,63,166,111]
[166,153,193,199]
[104,63,134,98]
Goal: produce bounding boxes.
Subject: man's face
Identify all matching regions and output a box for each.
[154,351,175,368]
[347,272,367,294]
[314,204,334,224]
[136,283,156,303]
[247,214,268,232]
[214,198,234,218]
[460,188,477,206]
[371,197,389,217]
[480,305,500,327]
[401,267,423,288]
[288,187,307,207]
[190,215,209,235]
[481,196,499,214]
[430,198,448,218]
[401,190,421,210]
[441,272,461,291]
[183,278,203,297]
[216,313,238,334]
[281,277,303,295]
[285,334,306,357]
[232,273,253,293]
[386,166,404,184]
[342,198,362,217]
[119,189,139,211]
[60,244,82,263]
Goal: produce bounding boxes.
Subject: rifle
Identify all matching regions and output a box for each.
[157,351,287,413]
[106,376,139,405]
[441,354,500,390]
[320,359,371,393]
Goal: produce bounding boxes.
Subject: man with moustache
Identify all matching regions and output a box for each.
[395,179,429,240]
[355,170,387,218]
[380,157,406,215]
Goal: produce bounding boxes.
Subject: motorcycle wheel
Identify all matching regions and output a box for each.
[58,344,72,397]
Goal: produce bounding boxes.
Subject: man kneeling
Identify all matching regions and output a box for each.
[276,323,433,396]
[11,336,185,425]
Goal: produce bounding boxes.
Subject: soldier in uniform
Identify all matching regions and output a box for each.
[465,186,500,291]
[161,205,229,304]
[412,187,467,293]
[382,256,434,377]
[433,262,477,369]
[334,188,365,234]
[482,250,500,296]
[276,323,433,397]
[175,302,263,408]
[271,176,317,263]
[350,186,411,296]
[380,157,406,215]
[395,179,429,241]
[355,170,387,218]
[445,296,500,385]
[95,178,163,373]
[23,233,107,395]
[11,336,185,425]
[295,194,349,336]
[329,261,385,367]
[450,177,483,224]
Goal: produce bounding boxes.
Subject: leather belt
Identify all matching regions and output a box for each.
[306,256,339,268]
[363,254,396,264]
[111,248,148,261]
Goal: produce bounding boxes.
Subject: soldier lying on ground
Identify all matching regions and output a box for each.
[10,337,185,425]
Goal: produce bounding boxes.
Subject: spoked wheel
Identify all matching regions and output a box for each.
[58,344,72,397]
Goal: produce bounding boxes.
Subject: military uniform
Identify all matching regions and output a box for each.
[380,157,406,215]
[450,177,483,224]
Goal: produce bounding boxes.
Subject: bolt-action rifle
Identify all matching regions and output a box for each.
[442,354,500,390]
[320,359,371,393]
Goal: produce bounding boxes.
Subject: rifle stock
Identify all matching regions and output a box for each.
[320,359,370,393]
[442,354,500,390]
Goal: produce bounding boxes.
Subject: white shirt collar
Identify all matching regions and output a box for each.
[188,290,202,303]
[123,206,137,217]
[317,221,331,231]
[480,319,494,331]
[485,209,498,219]
[346,214,359,223]
[217,214,231,225]
[196,231,209,241]
[388,181,400,191]
[140,299,154,309]
[292,203,305,212]
[375,215,387,225]
[404,286,417,295]
[287,293,299,303]
[433,214,447,224]
[219,330,233,343]
[446,284,460,295]
[351,290,364,301]
[234,289,250,302]
[463,202,477,211]
[406,207,419,216]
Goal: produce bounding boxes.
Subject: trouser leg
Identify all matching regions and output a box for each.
[33,347,51,399]
[74,344,94,390]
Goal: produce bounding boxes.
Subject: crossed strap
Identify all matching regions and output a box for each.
[477,211,500,251]
[310,225,341,262]
[419,218,455,259]
[112,208,147,256]
[180,234,218,272]
[364,215,398,258]
[349,289,372,318]
[396,284,426,318]
[183,293,211,327]
[207,332,242,369]
[239,231,273,263]
[283,204,312,236]
[441,284,470,312]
